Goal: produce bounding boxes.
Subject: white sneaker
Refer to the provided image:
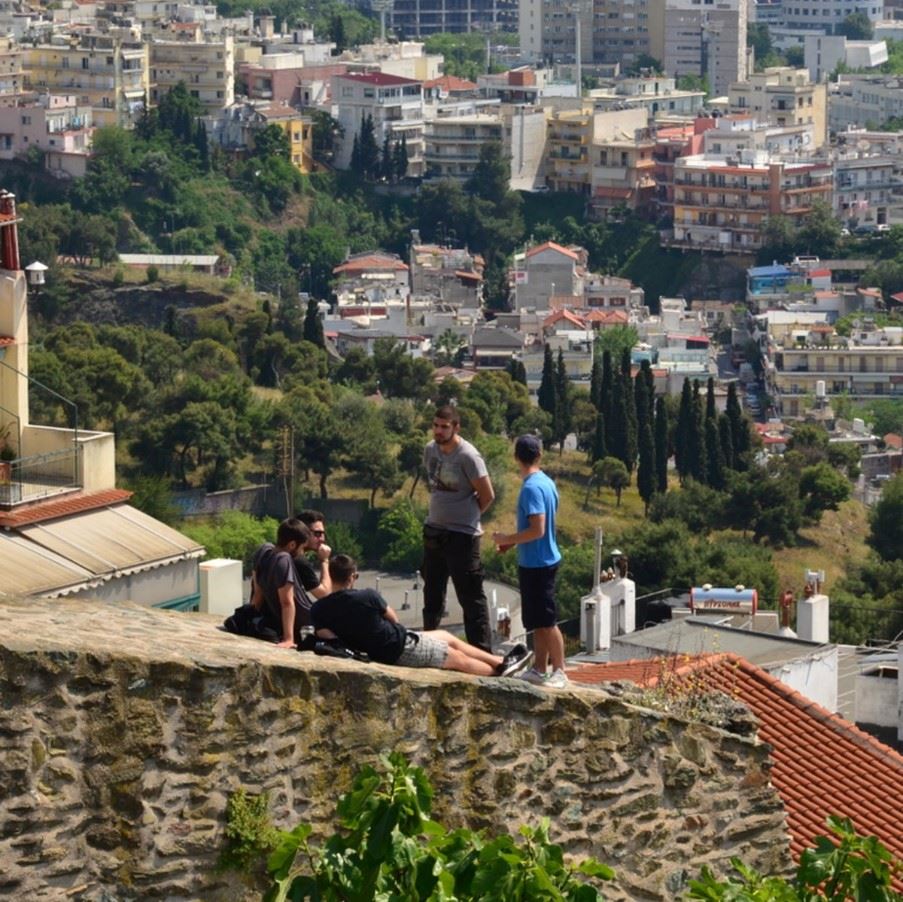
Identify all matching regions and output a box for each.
[545,669,569,689]
[519,668,547,685]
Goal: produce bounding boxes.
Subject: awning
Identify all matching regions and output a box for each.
[7,504,205,596]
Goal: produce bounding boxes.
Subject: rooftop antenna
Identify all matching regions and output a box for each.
[371,0,393,42]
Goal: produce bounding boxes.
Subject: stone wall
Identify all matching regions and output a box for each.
[0,598,792,900]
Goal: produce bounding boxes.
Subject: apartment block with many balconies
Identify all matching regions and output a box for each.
[332,71,424,177]
[669,151,833,252]
[768,323,903,417]
[23,34,149,127]
[151,34,234,112]
[729,67,827,150]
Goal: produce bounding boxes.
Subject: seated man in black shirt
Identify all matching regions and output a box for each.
[311,555,532,677]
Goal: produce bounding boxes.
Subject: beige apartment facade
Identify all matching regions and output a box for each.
[151,35,234,112]
[23,36,149,127]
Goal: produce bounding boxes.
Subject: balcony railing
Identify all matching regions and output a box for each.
[0,446,79,506]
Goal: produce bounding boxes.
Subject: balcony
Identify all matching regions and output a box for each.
[0,447,79,506]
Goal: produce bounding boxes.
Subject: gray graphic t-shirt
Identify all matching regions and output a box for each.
[423,438,488,535]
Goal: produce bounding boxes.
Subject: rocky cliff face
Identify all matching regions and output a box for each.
[0,598,791,899]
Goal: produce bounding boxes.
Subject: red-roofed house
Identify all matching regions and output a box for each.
[423,74,478,102]
[567,654,903,887]
[332,71,424,175]
[332,251,411,301]
[543,308,588,336]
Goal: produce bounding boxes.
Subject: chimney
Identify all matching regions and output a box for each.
[796,569,829,643]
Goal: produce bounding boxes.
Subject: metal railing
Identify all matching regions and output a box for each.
[0,446,79,505]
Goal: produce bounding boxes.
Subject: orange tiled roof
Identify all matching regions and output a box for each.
[585,309,629,324]
[525,241,579,261]
[568,654,903,880]
[0,489,132,529]
[333,254,408,274]
[424,75,477,91]
[884,433,902,450]
[544,309,586,329]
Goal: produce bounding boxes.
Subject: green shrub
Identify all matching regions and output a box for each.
[146,264,159,283]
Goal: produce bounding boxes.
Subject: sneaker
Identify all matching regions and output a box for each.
[518,667,547,685]
[545,669,569,689]
[498,649,534,678]
[499,643,528,666]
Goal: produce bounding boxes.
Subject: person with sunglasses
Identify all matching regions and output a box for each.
[294,508,333,603]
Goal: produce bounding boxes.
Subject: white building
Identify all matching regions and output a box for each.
[829,75,903,131]
[332,72,425,176]
[782,0,885,35]
[804,34,888,82]
[150,34,235,112]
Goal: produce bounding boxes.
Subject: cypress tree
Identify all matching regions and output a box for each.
[591,411,607,463]
[705,416,725,489]
[350,132,361,173]
[303,296,324,348]
[381,133,392,181]
[705,375,717,421]
[538,344,557,420]
[506,357,527,386]
[689,380,708,484]
[621,349,637,473]
[637,421,656,514]
[726,382,749,469]
[718,412,734,472]
[555,349,571,450]
[675,378,693,481]
[590,356,602,410]
[608,378,629,469]
[600,349,614,426]
[654,395,669,493]
[394,133,409,180]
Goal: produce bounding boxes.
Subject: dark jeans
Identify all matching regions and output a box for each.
[422,525,492,652]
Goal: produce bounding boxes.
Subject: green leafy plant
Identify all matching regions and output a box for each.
[687,815,903,901]
[224,752,615,901]
[219,788,280,875]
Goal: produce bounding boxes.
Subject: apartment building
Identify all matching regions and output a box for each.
[781,0,884,35]
[0,93,93,177]
[589,75,706,118]
[511,241,587,311]
[804,34,888,82]
[768,324,903,417]
[0,35,22,99]
[546,107,593,195]
[424,104,546,189]
[829,76,903,132]
[388,0,517,36]
[670,152,833,252]
[332,72,425,176]
[658,0,748,97]
[409,238,484,308]
[23,34,149,127]
[591,129,656,219]
[728,67,827,150]
[834,154,898,227]
[151,34,234,112]
[519,0,651,68]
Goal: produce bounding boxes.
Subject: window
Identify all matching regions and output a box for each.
[82,58,89,69]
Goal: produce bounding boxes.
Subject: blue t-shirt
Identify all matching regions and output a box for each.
[516,471,561,569]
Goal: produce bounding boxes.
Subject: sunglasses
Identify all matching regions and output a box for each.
[312,529,326,537]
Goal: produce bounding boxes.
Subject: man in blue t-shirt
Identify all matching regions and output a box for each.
[493,435,568,689]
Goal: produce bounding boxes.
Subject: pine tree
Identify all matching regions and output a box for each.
[538,344,557,421]
[654,395,669,493]
[689,380,708,484]
[303,296,324,348]
[637,421,656,513]
[718,412,734,472]
[705,416,725,489]
[591,412,607,463]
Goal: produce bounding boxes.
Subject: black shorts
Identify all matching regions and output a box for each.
[519,564,559,631]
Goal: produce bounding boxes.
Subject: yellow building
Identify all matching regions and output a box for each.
[0,36,23,99]
[23,34,149,127]
[547,107,592,194]
[255,105,314,173]
[728,68,827,150]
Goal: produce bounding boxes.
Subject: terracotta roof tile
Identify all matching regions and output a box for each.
[567,653,903,885]
[333,253,409,274]
[525,241,579,261]
[0,489,132,529]
[338,72,420,87]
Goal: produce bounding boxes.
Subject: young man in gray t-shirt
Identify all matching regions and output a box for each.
[421,404,495,652]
